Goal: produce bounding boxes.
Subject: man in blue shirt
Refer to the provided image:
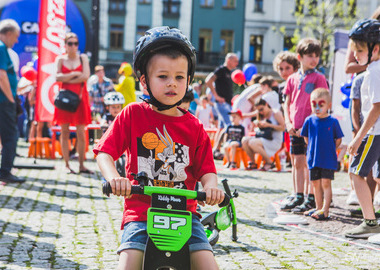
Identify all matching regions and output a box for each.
[0,19,24,183]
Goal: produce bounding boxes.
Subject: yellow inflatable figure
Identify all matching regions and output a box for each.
[115,62,136,107]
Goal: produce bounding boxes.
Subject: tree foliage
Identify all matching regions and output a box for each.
[291,0,358,68]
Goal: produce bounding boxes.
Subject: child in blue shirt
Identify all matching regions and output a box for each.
[301,88,343,220]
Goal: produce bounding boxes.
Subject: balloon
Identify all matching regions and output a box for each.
[341,96,350,109]
[33,58,38,70]
[242,63,257,81]
[340,80,352,96]
[20,66,33,77]
[23,68,37,81]
[231,70,245,86]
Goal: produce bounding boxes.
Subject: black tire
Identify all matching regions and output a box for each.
[206,228,219,246]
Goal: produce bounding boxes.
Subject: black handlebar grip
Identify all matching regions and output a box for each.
[221,179,232,197]
[196,191,230,207]
[196,191,206,201]
[102,182,112,197]
[218,193,230,207]
[102,183,145,197]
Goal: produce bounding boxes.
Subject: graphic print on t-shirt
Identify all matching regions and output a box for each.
[137,125,189,188]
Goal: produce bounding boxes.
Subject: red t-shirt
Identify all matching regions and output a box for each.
[93,102,216,229]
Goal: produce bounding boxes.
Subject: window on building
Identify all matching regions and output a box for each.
[283,36,294,51]
[199,29,212,52]
[110,24,123,49]
[254,0,263,12]
[109,0,126,12]
[138,0,151,4]
[249,35,263,63]
[222,0,235,8]
[136,26,150,43]
[200,0,214,7]
[220,30,234,55]
[163,0,181,17]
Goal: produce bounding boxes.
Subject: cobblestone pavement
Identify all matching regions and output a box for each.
[0,141,379,269]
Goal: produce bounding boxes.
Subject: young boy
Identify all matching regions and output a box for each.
[345,19,380,239]
[282,38,329,213]
[100,91,125,130]
[301,88,343,220]
[223,110,245,169]
[94,27,223,269]
[178,89,194,112]
[196,95,214,129]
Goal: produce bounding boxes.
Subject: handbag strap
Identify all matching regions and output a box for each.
[78,54,84,99]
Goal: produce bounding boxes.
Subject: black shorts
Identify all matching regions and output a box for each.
[290,135,306,155]
[310,167,335,181]
[350,135,380,178]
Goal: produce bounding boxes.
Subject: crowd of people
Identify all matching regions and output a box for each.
[1,8,380,268]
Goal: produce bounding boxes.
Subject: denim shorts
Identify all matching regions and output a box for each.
[117,215,212,254]
[215,102,232,129]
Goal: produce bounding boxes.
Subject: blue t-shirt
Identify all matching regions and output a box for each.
[301,115,344,170]
[0,41,17,103]
[189,90,199,115]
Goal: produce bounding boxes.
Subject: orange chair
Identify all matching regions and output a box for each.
[205,128,217,147]
[40,138,51,159]
[28,138,41,158]
[255,150,282,171]
[223,147,250,169]
[28,137,52,159]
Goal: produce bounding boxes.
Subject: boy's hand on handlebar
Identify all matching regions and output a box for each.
[109,177,132,198]
[200,187,224,206]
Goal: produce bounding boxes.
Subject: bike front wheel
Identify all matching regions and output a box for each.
[204,228,219,246]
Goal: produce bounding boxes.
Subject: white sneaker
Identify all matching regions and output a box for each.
[346,190,359,205]
[373,192,380,206]
[368,233,380,245]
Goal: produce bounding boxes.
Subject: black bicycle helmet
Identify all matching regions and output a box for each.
[349,19,380,65]
[133,26,197,111]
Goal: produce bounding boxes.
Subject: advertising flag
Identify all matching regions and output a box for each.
[35,0,66,122]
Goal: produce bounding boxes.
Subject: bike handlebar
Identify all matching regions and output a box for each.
[102,181,230,207]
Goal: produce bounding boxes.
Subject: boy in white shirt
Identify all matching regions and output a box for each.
[345,19,380,239]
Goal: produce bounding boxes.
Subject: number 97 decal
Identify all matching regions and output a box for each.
[153,215,187,230]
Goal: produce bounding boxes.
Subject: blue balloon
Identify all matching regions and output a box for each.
[243,63,257,82]
[340,80,352,96]
[33,58,38,70]
[341,96,350,109]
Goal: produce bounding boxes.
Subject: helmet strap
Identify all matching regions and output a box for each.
[141,76,189,111]
[366,43,375,65]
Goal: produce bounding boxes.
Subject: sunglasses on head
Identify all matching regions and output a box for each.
[67,41,79,46]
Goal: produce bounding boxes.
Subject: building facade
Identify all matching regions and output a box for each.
[73,0,380,78]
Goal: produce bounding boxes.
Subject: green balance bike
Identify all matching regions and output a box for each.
[102,172,230,270]
[200,179,238,246]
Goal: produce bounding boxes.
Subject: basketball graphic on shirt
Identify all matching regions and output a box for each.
[142,132,159,150]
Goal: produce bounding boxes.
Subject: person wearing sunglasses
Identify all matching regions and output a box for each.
[53,32,92,174]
